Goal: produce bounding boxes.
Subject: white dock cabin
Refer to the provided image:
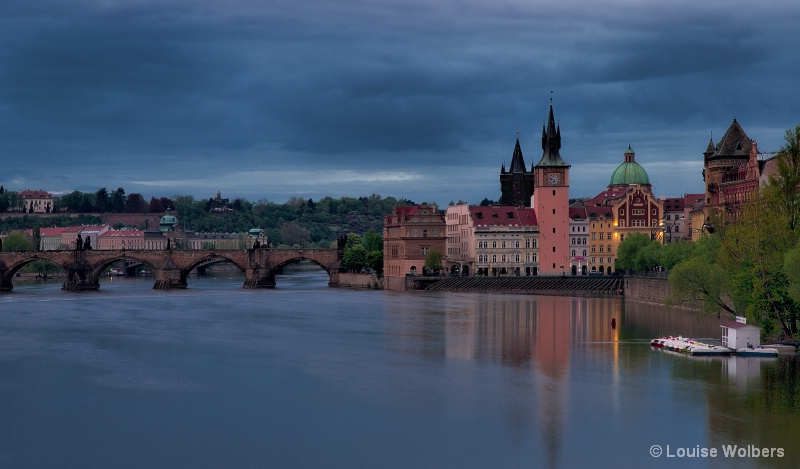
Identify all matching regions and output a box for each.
[721,321,761,349]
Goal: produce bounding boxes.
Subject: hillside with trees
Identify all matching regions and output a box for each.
[1,191,413,249]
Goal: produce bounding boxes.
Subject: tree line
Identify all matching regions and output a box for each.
[1,191,414,253]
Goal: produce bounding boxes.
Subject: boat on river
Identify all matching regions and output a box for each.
[736,347,779,357]
[650,336,731,356]
[652,335,781,357]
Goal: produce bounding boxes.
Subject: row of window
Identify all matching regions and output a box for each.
[477,239,538,249]
[477,253,538,263]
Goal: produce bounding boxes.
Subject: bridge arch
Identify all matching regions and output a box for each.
[86,254,161,286]
[271,256,334,276]
[0,255,70,291]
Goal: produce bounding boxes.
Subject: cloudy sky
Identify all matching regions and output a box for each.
[1,0,798,206]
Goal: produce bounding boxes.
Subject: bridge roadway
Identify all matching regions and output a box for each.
[0,248,342,292]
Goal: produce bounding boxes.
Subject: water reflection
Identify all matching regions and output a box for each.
[3,275,799,468]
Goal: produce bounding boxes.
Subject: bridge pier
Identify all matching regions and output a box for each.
[0,264,12,292]
[62,261,99,292]
[153,267,187,289]
[243,267,276,288]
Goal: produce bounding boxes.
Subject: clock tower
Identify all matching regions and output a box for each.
[533,100,571,275]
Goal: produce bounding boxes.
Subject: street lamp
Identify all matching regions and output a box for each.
[667,216,684,243]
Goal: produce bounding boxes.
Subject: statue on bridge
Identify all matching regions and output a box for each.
[76,234,83,251]
[83,236,92,250]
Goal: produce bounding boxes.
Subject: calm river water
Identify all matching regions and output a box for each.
[1,270,798,469]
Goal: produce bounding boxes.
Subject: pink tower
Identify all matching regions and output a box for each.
[533,99,571,275]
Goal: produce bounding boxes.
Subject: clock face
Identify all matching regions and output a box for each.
[548,173,560,185]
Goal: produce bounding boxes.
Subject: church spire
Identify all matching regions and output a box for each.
[536,100,569,168]
[509,137,526,173]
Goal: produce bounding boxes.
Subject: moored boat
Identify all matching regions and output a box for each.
[736,347,778,357]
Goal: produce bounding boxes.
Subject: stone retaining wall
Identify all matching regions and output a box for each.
[624,275,671,304]
[337,273,381,289]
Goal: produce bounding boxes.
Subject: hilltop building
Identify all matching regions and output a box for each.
[19,190,53,213]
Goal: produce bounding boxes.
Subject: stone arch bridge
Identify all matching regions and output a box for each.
[0,248,342,292]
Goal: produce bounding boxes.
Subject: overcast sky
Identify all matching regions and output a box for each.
[1,0,798,206]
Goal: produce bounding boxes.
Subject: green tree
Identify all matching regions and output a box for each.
[366,250,383,274]
[615,233,652,272]
[363,229,382,253]
[109,187,126,213]
[1,232,33,251]
[281,221,311,247]
[717,191,799,338]
[96,187,109,212]
[768,123,800,231]
[424,249,443,274]
[343,244,367,272]
[666,235,735,316]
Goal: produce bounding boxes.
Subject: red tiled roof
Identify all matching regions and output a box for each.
[99,230,144,238]
[469,206,537,226]
[19,190,52,199]
[40,227,70,237]
[569,206,588,219]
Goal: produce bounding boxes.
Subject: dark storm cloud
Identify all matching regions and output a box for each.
[1,0,798,204]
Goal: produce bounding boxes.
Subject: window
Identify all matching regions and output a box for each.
[571,250,576,256]
[492,254,497,263]
[501,241,506,249]
[525,239,531,248]
[526,253,530,262]
[600,246,604,253]
[514,254,520,262]
[592,233,596,240]
[514,241,520,248]
[599,233,604,240]
[582,250,587,256]
[492,241,497,248]
[501,255,506,262]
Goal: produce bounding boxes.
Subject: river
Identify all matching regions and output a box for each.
[1,270,798,468]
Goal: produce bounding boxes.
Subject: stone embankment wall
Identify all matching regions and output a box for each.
[337,273,381,289]
[623,275,671,304]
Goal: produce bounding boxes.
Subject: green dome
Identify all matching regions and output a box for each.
[159,209,178,232]
[609,145,650,186]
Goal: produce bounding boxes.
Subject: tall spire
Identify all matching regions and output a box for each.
[509,137,527,173]
[536,99,569,168]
